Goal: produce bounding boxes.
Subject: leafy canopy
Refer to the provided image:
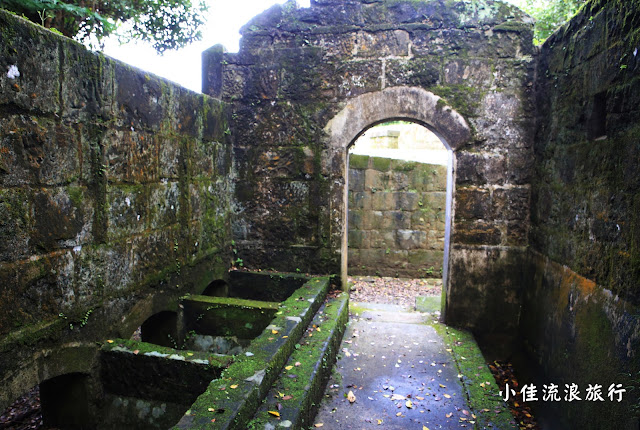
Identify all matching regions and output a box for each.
[506,0,588,44]
[0,0,208,53]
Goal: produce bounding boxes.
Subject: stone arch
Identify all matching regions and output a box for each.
[140,310,179,348]
[324,87,471,315]
[325,87,470,152]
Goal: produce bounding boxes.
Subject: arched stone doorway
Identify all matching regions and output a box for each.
[324,86,470,318]
[347,120,448,280]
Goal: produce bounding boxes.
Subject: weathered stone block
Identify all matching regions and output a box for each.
[107,185,148,238]
[148,182,180,229]
[371,157,392,171]
[443,59,492,87]
[182,295,279,340]
[360,248,385,265]
[128,228,179,286]
[222,64,249,100]
[474,92,524,147]
[407,249,443,268]
[390,171,410,191]
[369,230,395,249]
[447,247,525,334]
[492,187,530,221]
[348,209,363,230]
[158,135,181,180]
[32,187,90,252]
[307,32,359,58]
[114,62,168,131]
[386,58,440,87]
[506,148,534,184]
[104,129,159,183]
[192,140,218,180]
[275,47,326,101]
[456,151,507,186]
[396,229,426,250]
[61,42,116,120]
[0,116,82,187]
[349,168,365,192]
[348,191,371,210]
[355,30,411,57]
[389,210,411,229]
[0,188,32,261]
[330,59,383,98]
[379,249,409,270]
[253,147,314,179]
[410,166,440,192]
[0,11,60,114]
[506,220,528,246]
[202,97,227,142]
[455,188,491,220]
[364,169,388,191]
[421,192,446,211]
[0,250,76,334]
[399,191,420,210]
[368,210,394,230]
[348,229,364,249]
[390,159,417,172]
[348,248,361,266]
[410,208,437,228]
[453,220,501,245]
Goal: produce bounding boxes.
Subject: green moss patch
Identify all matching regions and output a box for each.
[349,154,370,170]
[415,295,441,313]
[173,277,330,429]
[439,325,517,429]
[371,156,392,172]
[181,296,280,340]
[248,292,349,429]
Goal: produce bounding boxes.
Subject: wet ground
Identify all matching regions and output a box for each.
[314,302,472,429]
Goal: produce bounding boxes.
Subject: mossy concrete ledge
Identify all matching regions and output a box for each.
[248,292,349,430]
[181,296,280,340]
[101,339,233,402]
[174,277,330,429]
[100,339,234,429]
[442,327,516,429]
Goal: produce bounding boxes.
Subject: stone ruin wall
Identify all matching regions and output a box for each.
[521,0,640,427]
[347,154,447,278]
[205,0,536,335]
[3,0,640,427]
[0,10,233,411]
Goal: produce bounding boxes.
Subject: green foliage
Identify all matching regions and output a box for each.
[506,0,587,44]
[0,0,208,53]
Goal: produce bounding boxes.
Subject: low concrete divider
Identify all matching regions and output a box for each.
[174,276,331,429]
[180,295,280,340]
[248,292,349,429]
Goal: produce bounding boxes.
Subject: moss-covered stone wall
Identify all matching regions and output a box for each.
[523,0,640,427]
[348,154,447,278]
[0,10,232,411]
[205,0,535,334]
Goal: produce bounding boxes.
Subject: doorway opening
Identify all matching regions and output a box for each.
[345,120,453,310]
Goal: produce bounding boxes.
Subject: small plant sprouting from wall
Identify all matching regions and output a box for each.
[58,309,93,330]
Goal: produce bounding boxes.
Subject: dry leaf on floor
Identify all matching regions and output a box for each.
[347,390,356,403]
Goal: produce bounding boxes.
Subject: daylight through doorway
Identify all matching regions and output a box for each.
[345,121,451,305]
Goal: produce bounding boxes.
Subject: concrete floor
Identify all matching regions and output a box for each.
[314,302,475,429]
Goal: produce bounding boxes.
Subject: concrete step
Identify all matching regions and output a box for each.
[248,292,349,430]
